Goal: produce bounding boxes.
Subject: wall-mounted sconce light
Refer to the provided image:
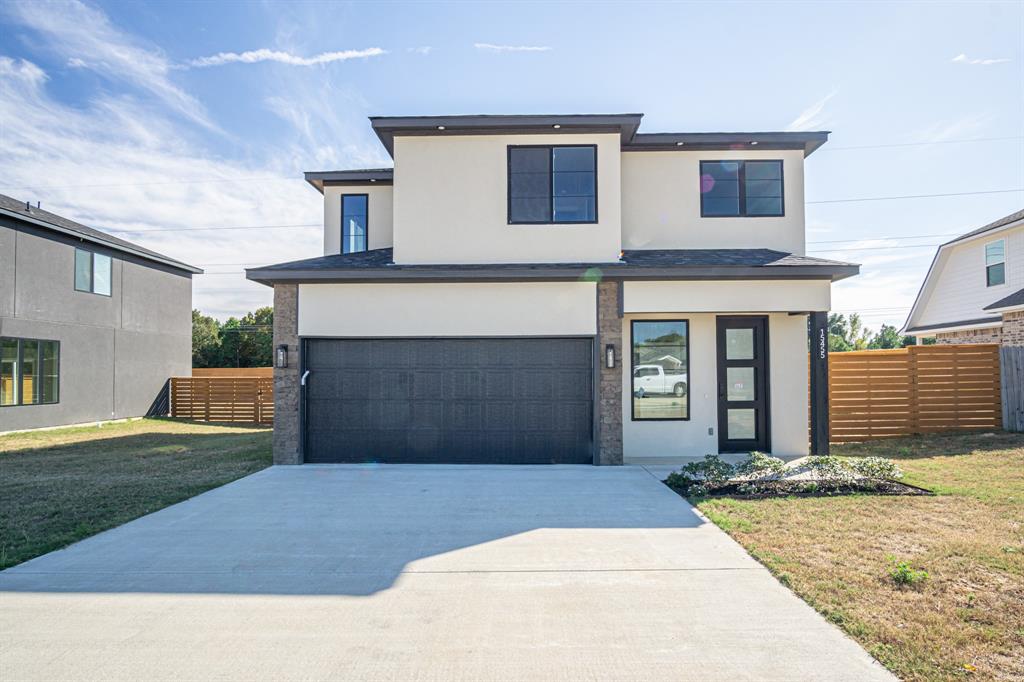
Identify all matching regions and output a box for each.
[276,344,288,369]
[605,344,616,369]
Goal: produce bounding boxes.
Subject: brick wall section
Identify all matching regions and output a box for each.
[596,281,623,465]
[1001,311,1024,347]
[272,284,301,464]
[935,326,1002,345]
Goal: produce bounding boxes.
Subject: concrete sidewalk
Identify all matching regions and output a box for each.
[0,464,894,681]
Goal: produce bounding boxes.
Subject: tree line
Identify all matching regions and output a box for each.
[192,308,273,367]
[827,313,932,352]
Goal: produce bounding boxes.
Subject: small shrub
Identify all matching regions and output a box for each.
[805,455,857,482]
[849,456,904,481]
[665,470,696,491]
[680,454,735,485]
[735,451,787,478]
[797,481,819,494]
[888,557,929,588]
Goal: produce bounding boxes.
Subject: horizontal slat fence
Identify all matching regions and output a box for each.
[192,367,273,377]
[829,344,1001,442]
[170,376,274,424]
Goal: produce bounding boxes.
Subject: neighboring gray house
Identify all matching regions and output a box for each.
[0,194,201,432]
[247,113,857,466]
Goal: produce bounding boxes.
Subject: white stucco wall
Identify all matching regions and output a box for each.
[298,282,597,337]
[621,149,806,254]
[622,312,809,460]
[322,185,394,255]
[624,280,829,313]
[391,133,622,264]
[911,222,1024,329]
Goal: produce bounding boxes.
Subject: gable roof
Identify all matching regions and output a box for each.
[901,207,1024,333]
[246,247,858,286]
[0,194,201,274]
[983,286,1024,312]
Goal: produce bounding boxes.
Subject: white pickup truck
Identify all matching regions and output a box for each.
[632,365,688,398]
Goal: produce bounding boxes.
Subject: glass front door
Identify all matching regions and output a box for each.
[716,316,770,452]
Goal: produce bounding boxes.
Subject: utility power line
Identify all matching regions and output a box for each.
[807,188,1023,204]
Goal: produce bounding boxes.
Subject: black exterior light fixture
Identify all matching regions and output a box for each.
[276,344,288,369]
[605,344,616,369]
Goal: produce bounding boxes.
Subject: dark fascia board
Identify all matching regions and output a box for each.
[369,114,644,157]
[0,206,202,274]
[304,169,394,194]
[246,263,858,287]
[905,316,1002,334]
[623,131,831,157]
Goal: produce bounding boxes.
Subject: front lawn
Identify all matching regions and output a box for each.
[0,418,271,570]
[698,432,1024,682]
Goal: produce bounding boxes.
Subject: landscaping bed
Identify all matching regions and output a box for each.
[668,477,932,499]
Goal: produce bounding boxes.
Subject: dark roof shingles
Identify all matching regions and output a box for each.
[984,287,1024,311]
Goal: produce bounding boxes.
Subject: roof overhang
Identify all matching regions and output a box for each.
[0,206,202,274]
[370,114,644,157]
[304,169,394,194]
[246,263,857,287]
[623,131,830,157]
[904,316,1003,336]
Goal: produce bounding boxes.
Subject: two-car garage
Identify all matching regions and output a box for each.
[302,337,594,464]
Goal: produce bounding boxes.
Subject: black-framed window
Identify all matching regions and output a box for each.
[985,239,1005,287]
[631,320,689,421]
[1,337,59,407]
[341,194,368,254]
[700,160,784,217]
[508,145,596,224]
[74,248,112,295]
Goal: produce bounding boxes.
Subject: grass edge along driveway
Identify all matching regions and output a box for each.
[0,418,271,570]
[696,432,1024,682]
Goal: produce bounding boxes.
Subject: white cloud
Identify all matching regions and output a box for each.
[407,46,433,55]
[785,89,837,132]
[189,47,386,68]
[66,57,87,68]
[474,43,552,52]
[1,0,216,131]
[914,113,993,143]
[952,53,1010,66]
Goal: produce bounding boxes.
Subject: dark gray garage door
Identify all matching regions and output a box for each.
[303,338,593,464]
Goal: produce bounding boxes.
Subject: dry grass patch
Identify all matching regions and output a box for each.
[0,418,271,569]
[697,432,1024,682]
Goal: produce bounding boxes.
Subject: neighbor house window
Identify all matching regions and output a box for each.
[508,145,597,224]
[341,194,368,254]
[985,240,1005,287]
[700,160,784,217]
[631,320,689,421]
[0,337,59,407]
[74,248,112,295]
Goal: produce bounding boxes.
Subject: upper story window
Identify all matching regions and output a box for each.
[508,145,597,224]
[1,337,59,407]
[985,240,1005,287]
[74,248,111,296]
[341,194,368,254]
[700,160,784,217]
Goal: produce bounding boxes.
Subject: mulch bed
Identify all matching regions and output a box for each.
[665,478,934,499]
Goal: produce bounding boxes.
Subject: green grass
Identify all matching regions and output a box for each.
[696,432,1024,682]
[0,418,271,569]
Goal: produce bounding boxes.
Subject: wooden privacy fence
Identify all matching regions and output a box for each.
[191,367,274,378]
[170,376,274,424]
[1000,347,1024,432]
[829,344,1001,442]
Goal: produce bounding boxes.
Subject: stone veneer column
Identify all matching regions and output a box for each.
[273,284,301,464]
[595,280,624,465]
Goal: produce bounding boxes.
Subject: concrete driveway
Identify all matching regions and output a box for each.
[0,465,893,681]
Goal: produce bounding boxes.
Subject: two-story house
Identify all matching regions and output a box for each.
[247,114,858,465]
[0,194,200,432]
[903,208,1024,346]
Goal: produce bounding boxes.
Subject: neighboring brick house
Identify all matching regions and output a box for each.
[0,194,200,431]
[246,113,858,465]
[902,209,1024,347]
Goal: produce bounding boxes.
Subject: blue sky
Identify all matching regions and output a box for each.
[0,0,1020,328]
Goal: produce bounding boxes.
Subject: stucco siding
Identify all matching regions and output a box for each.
[322,185,394,255]
[914,224,1024,329]
[624,279,829,313]
[391,133,622,264]
[622,312,808,460]
[298,282,597,337]
[621,149,806,254]
[0,226,14,318]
